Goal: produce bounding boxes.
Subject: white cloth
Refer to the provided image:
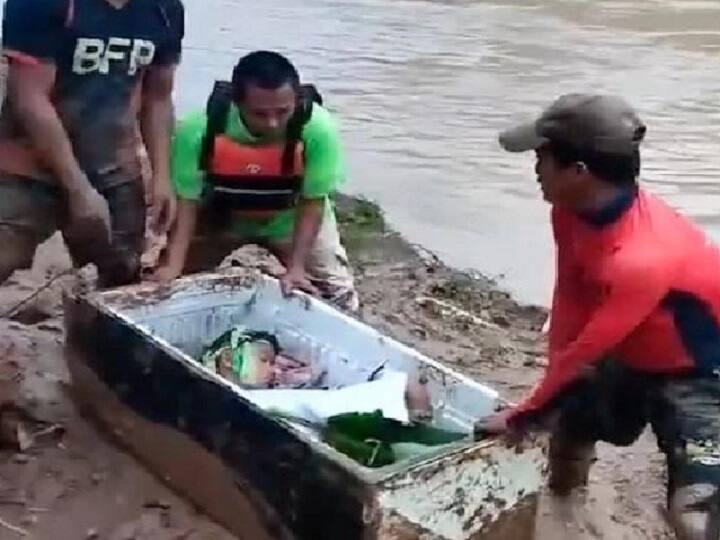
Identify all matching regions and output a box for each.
[244,370,409,424]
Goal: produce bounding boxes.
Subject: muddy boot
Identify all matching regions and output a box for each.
[669,484,720,540]
[548,434,597,496]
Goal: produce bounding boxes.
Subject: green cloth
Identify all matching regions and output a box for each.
[171,102,345,240]
[323,411,467,468]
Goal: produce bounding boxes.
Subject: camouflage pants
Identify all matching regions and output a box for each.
[540,360,720,539]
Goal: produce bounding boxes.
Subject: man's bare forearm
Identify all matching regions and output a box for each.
[140,95,173,181]
[10,76,89,193]
[140,66,176,182]
[163,199,197,269]
[289,198,324,271]
[6,62,110,242]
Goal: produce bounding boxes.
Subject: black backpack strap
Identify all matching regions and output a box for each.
[302,83,323,107]
[281,84,323,176]
[199,80,233,172]
[201,82,322,178]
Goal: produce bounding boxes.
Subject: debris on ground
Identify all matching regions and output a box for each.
[0,196,675,539]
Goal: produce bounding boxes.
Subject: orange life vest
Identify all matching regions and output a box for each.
[199,81,322,219]
[206,136,304,216]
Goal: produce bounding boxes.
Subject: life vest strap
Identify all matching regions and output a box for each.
[206,174,302,192]
[210,190,300,211]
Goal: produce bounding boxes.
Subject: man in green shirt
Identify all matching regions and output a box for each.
[150,50,358,311]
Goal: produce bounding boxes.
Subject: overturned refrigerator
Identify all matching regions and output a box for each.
[63,272,546,540]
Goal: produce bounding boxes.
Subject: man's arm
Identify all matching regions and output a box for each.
[148,110,206,282]
[291,198,325,270]
[547,208,586,355]
[280,197,324,294]
[140,0,184,232]
[8,63,88,194]
[476,255,672,436]
[511,256,671,420]
[279,105,343,295]
[140,63,178,233]
[151,199,197,282]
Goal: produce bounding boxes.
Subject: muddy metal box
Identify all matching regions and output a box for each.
[63,272,546,540]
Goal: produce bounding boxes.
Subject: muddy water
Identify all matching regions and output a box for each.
[177,0,720,306]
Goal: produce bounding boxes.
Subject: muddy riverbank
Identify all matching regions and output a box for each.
[0,195,673,539]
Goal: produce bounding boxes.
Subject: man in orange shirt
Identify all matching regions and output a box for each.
[480,94,720,540]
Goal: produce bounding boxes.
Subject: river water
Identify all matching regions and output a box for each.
[89,0,720,305]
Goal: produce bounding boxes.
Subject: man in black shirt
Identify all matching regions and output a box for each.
[0,0,184,286]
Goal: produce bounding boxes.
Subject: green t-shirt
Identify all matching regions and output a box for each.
[171,102,345,240]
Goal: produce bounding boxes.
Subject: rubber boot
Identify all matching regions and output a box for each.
[548,433,597,496]
[669,483,720,540]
